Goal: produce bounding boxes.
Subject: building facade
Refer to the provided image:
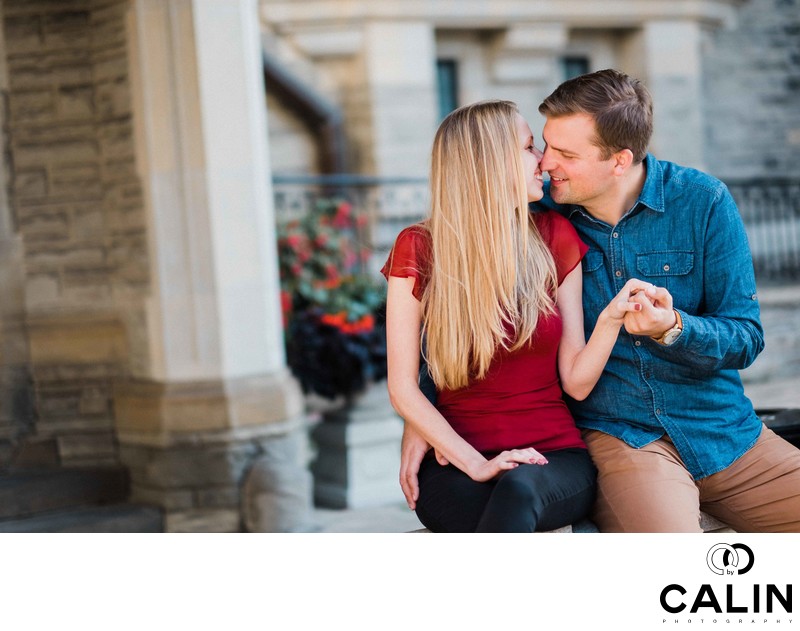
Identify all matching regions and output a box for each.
[261,0,799,179]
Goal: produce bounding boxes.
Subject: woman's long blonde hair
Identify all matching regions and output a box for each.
[423,100,557,391]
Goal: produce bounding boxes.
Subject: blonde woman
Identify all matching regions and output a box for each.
[382,100,651,532]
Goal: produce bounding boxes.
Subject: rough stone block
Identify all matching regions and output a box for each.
[42,10,91,50]
[13,169,48,198]
[242,428,315,532]
[26,315,127,365]
[25,273,61,308]
[144,444,259,488]
[72,206,106,238]
[9,89,56,122]
[78,385,111,416]
[4,16,43,51]
[58,283,113,309]
[94,56,128,83]
[57,431,116,460]
[13,139,99,167]
[131,484,194,511]
[36,386,83,418]
[17,210,70,241]
[36,416,115,437]
[242,454,315,532]
[56,84,94,119]
[195,486,241,509]
[166,509,241,533]
[98,120,134,160]
[95,79,130,118]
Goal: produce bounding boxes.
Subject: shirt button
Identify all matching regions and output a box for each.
[656,408,662,415]
[612,232,619,239]
[635,340,641,347]
[663,264,670,272]
[751,294,757,300]
[615,270,622,277]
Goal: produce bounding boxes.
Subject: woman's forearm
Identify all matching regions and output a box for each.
[388,380,487,477]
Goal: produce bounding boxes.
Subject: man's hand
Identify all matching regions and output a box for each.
[624,284,677,338]
[399,423,430,510]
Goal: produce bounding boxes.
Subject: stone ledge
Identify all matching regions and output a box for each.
[409,513,734,533]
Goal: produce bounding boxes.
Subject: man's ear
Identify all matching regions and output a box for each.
[612,149,635,175]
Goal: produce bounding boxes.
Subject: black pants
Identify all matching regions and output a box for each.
[415,448,597,533]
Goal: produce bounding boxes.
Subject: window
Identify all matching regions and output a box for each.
[436,59,459,120]
[562,56,589,81]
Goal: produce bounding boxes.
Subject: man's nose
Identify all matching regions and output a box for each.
[539,147,555,171]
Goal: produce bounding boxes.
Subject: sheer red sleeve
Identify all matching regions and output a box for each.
[534,210,588,285]
[380,224,432,301]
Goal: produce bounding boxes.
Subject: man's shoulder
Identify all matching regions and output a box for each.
[655,157,728,199]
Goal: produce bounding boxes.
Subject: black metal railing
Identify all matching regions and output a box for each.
[272,174,429,272]
[726,178,800,285]
[273,174,800,285]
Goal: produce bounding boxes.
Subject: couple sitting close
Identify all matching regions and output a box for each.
[382,69,800,533]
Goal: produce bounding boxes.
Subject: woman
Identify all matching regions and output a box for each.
[382,100,649,532]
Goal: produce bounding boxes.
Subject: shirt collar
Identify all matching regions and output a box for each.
[637,153,665,213]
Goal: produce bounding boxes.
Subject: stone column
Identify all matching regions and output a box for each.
[638,20,707,170]
[119,0,311,532]
[362,21,438,177]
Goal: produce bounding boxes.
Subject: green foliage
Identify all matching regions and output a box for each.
[276,197,387,399]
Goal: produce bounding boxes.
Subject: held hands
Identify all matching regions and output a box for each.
[600,278,655,324]
[623,281,677,337]
[600,278,677,338]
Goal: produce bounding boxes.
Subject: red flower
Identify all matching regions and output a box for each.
[280,290,292,327]
[332,202,353,228]
[320,312,347,329]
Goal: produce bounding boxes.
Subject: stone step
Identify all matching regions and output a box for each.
[0,467,129,520]
[0,504,164,533]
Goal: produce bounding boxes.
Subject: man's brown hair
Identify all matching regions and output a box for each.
[539,69,653,163]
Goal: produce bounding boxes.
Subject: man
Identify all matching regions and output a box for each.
[400,69,800,532]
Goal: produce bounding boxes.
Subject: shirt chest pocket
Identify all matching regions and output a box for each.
[636,251,697,309]
[582,249,604,273]
[636,251,694,277]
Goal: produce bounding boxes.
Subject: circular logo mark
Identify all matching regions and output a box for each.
[706,543,755,576]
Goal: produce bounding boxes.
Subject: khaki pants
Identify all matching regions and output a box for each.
[583,424,800,532]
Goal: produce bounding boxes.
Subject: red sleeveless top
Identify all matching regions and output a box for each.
[381,210,588,455]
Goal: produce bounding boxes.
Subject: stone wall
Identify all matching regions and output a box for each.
[704,0,800,178]
[2,0,145,466]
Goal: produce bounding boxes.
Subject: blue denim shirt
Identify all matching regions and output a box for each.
[534,154,765,479]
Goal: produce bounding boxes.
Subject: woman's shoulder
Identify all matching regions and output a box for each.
[391,221,432,260]
[533,209,587,284]
[533,208,580,249]
[381,221,432,290]
[396,221,430,244]
[533,208,573,234]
